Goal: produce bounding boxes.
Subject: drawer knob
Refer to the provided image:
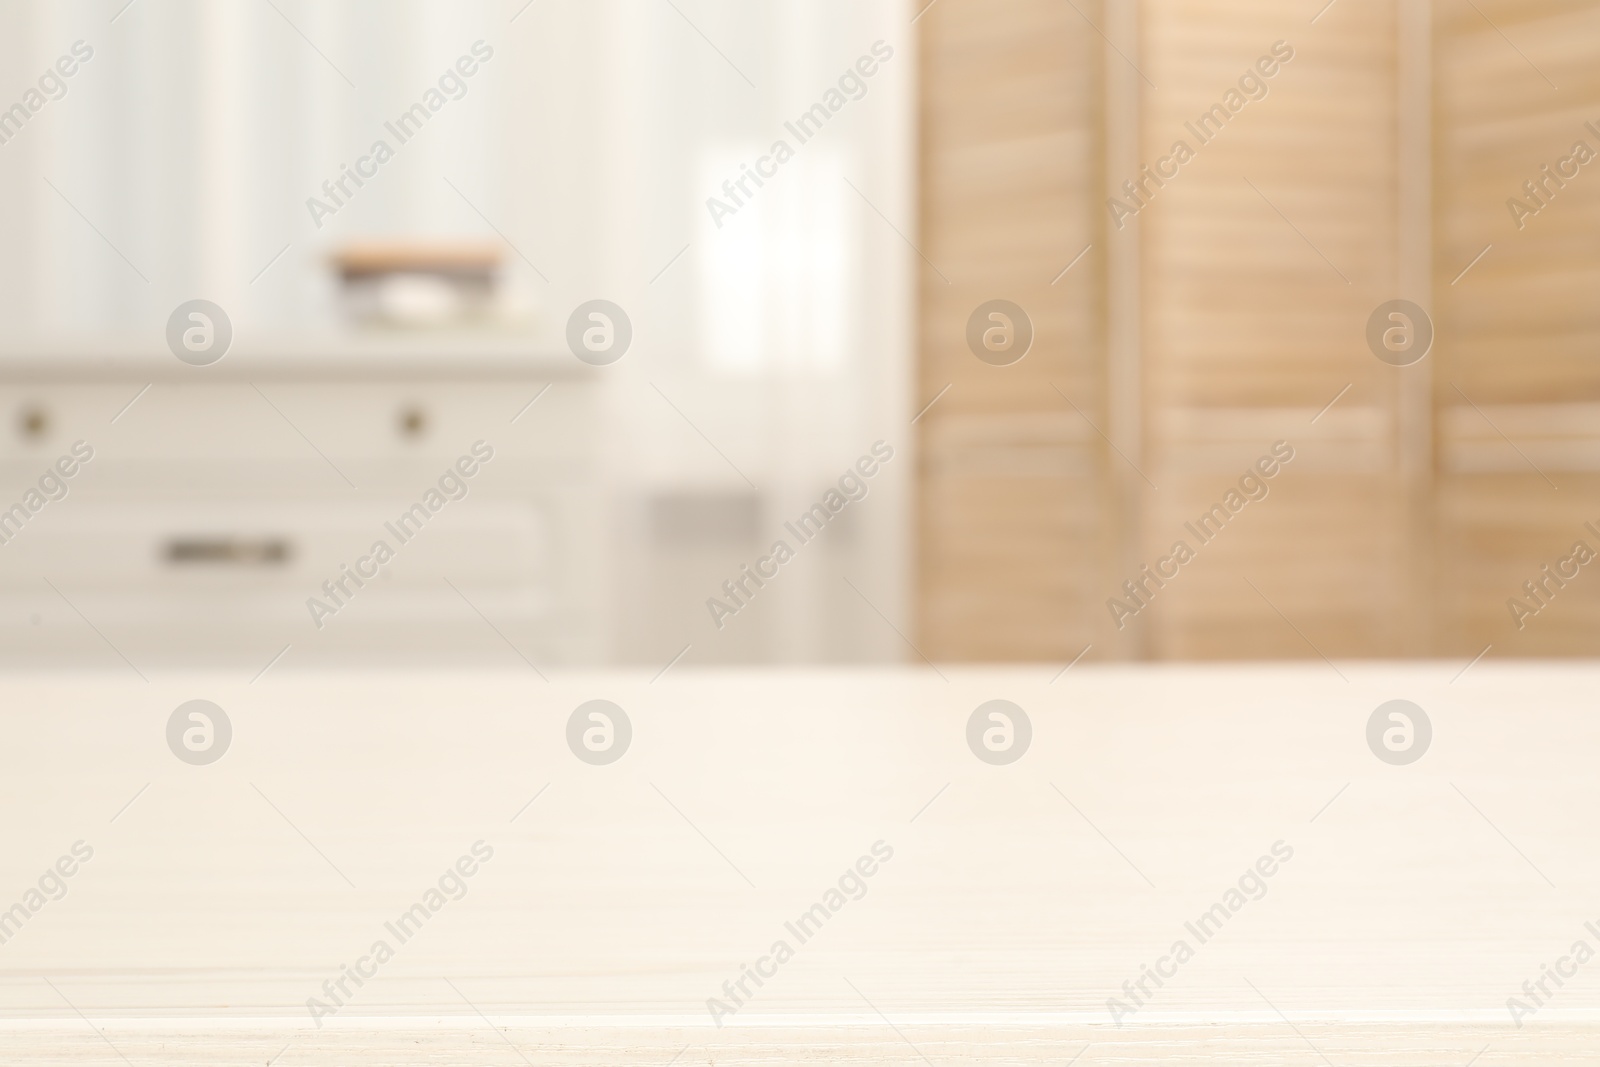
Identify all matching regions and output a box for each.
[17,404,49,441]
[398,405,428,439]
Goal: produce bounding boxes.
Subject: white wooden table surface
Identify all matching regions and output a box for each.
[0,663,1595,1064]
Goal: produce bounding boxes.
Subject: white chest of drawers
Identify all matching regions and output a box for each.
[0,338,601,672]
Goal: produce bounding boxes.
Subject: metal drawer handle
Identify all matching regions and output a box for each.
[164,537,293,566]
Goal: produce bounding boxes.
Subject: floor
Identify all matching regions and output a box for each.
[0,663,1593,1063]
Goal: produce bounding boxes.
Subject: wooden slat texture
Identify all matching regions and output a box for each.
[1135,0,1414,659]
[916,0,1108,661]
[1434,0,1600,657]
[917,0,1600,662]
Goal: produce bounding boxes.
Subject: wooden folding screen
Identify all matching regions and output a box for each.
[917,0,1596,661]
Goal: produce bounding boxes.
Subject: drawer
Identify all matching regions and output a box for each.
[0,498,551,591]
[0,381,596,466]
[0,497,574,666]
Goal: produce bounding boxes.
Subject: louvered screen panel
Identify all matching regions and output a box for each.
[1435,0,1600,657]
[1133,0,1413,658]
[916,0,1108,660]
